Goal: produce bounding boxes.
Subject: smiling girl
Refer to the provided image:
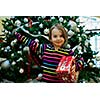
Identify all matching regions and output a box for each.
[15,23,83,83]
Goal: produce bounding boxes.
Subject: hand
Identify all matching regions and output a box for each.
[36,73,43,80]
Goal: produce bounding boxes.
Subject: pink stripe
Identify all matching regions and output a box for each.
[42,77,64,83]
[43,74,58,78]
[42,55,61,60]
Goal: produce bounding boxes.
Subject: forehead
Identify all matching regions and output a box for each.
[51,28,62,34]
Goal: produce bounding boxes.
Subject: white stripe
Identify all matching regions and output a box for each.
[41,66,56,71]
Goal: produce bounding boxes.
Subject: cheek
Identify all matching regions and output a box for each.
[62,38,65,42]
[51,37,56,41]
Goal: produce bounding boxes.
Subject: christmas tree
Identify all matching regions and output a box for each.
[0,16,100,83]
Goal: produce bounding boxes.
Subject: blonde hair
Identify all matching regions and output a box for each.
[49,23,68,46]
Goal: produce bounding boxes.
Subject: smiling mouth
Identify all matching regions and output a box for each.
[56,42,61,43]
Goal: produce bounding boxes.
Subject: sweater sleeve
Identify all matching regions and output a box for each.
[75,56,84,71]
[15,32,39,53]
[69,49,84,71]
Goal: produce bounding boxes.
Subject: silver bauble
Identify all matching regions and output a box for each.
[1,60,10,69]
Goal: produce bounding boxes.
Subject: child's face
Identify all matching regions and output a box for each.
[50,28,65,50]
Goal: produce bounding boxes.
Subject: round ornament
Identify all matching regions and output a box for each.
[19,68,24,73]
[1,60,10,69]
[44,28,49,35]
[39,23,43,28]
[24,18,28,23]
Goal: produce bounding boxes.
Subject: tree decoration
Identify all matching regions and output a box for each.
[19,68,24,74]
[68,20,77,31]
[44,28,49,35]
[24,18,28,23]
[39,23,43,28]
[15,20,21,27]
[1,60,10,69]
[59,17,64,22]
[68,30,75,38]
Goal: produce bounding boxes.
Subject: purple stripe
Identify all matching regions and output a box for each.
[44,51,63,57]
[43,58,59,64]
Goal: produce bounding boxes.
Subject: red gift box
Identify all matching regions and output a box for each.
[56,56,77,82]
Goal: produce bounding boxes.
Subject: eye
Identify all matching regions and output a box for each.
[60,35,63,37]
[53,35,57,38]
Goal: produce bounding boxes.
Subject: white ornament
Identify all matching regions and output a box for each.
[4,38,7,41]
[38,31,41,35]
[81,34,87,39]
[78,37,82,42]
[89,62,93,67]
[59,17,64,22]
[77,45,82,50]
[66,44,71,48]
[24,18,28,23]
[6,22,9,25]
[11,61,16,66]
[11,53,14,57]
[37,17,41,20]
[10,39,17,46]
[75,27,80,32]
[19,68,24,73]
[38,73,43,77]
[14,39,17,43]
[44,28,49,35]
[6,46,11,50]
[4,49,7,52]
[1,60,10,69]
[68,20,77,31]
[5,30,8,33]
[41,16,46,19]
[64,28,68,32]
[78,34,80,36]
[25,23,29,27]
[9,31,12,35]
[78,50,83,54]
[51,16,55,20]
[63,20,67,23]
[39,23,43,28]
[10,41,14,46]
[96,56,100,61]
[19,45,22,49]
[23,46,30,52]
[93,55,96,58]
[87,59,90,63]
[15,20,21,27]
[17,57,23,62]
[1,48,4,50]
[68,30,75,38]
[17,51,22,55]
[83,47,87,52]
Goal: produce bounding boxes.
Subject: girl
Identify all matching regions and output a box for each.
[15,23,83,83]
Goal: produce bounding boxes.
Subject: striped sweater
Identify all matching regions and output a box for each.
[15,32,84,83]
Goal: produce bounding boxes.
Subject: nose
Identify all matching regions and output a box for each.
[57,36,61,40]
